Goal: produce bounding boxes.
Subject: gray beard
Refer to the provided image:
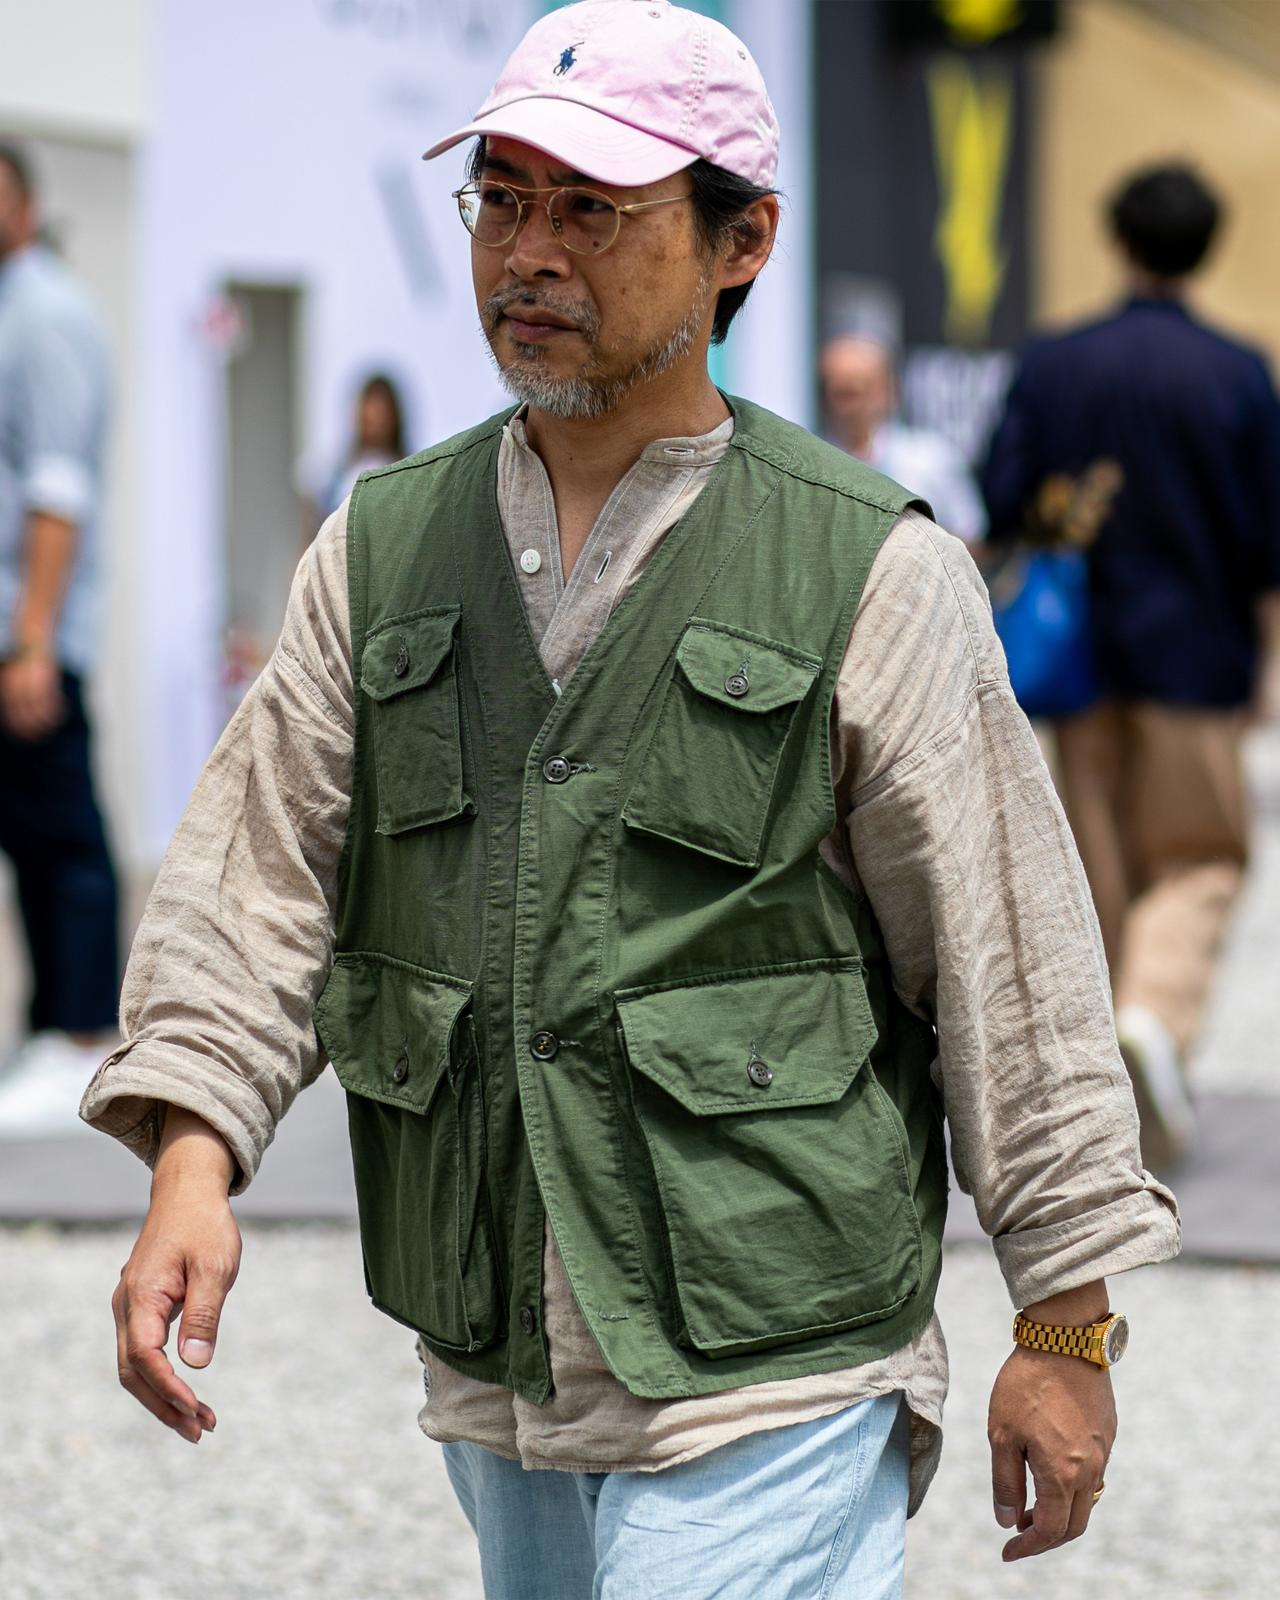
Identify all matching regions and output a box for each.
[482,277,712,421]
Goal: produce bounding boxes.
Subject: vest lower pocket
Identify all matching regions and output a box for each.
[314,952,503,1353]
[360,607,473,836]
[615,959,923,1359]
[621,619,822,869]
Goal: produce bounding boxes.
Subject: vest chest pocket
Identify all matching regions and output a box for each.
[622,620,822,869]
[314,952,503,1354]
[615,959,923,1360]
[360,607,472,836]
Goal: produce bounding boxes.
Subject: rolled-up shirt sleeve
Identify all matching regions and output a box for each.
[836,510,1180,1308]
[18,313,103,525]
[80,504,354,1191]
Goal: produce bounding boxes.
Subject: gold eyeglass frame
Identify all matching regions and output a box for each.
[452,180,692,255]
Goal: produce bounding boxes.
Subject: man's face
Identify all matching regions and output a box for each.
[0,163,33,259]
[469,139,717,420]
[820,338,895,437]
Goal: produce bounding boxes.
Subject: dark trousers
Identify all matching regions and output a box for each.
[0,671,120,1035]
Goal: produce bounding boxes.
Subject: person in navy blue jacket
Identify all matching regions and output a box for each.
[983,161,1280,1173]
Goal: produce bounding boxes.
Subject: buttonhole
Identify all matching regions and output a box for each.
[593,550,613,584]
[663,446,694,457]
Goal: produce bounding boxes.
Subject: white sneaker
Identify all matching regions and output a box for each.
[1115,1004,1195,1173]
[0,1032,116,1140]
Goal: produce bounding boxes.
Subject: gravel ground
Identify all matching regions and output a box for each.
[1,1222,482,1600]
[2,1225,1275,1600]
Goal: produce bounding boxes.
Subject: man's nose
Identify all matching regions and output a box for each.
[504,201,572,280]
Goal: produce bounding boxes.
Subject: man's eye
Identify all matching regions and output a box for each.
[567,192,613,215]
[480,186,516,209]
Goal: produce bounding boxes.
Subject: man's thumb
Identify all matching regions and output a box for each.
[177,1277,225,1369]
[990,1440,1026,1529]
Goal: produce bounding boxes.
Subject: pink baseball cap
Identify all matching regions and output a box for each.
[422,0,778,189]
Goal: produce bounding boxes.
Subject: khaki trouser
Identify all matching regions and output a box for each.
[1055,701,1250,1056]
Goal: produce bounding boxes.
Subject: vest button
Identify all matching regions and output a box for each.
[530,1030,560,1061]
[747,1057,773,1088]
[542,756,572,784]
[724,672,750,698]
[391,1048,409,1084]
[519,1305,537,1336]
[393,643,410,679]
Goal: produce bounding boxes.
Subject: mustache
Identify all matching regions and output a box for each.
[482,285,601,342]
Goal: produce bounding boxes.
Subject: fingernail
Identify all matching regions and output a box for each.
[182,1338,214,1368]
[996,1504,1019,1528]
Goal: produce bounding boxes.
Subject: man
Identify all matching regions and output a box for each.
[821,333,986,544]
[84,6,1178,1596]
[983,162,1280,1172]
[0,140,119,1136]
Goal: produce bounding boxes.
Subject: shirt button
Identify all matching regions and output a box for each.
[393,643,411,678]
[530,1030,560,1061]
[747,1058,774,1088]
[724,673,750,698]
[519,1305,537,1336]
[391,1048,410,1084]
[519,548,542,574]
[543,755,572,784]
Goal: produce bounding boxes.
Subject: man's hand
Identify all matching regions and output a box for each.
[987,1282,1116,1562]
[113,1107,241,1444]
[0,650,65,740]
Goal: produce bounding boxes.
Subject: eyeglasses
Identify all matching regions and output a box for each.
[453,180,692,256]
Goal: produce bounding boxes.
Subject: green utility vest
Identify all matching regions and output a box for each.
[313,395,949,1404]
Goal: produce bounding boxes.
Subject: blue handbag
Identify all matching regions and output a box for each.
[990,547,1097,720]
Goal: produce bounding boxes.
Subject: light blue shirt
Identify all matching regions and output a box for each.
[866,419,987,546]
[0,244,110,675]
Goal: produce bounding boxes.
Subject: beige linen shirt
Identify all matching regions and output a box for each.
[83,410,1179,1513]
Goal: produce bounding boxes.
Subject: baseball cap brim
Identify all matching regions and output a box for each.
[422,95,700,188]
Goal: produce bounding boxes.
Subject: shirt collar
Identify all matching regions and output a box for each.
[503,403,735,467]
[0,242,46,302]
[1124,294,1189,315]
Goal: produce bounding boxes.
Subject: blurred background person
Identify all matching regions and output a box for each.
[821,333,987,544]
[982,161,1280,1173]
[308,371,408,525]
[0,141,118,1136]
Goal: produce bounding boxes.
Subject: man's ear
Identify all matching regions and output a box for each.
[719,194,780,292]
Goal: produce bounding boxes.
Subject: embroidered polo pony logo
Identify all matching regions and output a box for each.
[553,41,584,75]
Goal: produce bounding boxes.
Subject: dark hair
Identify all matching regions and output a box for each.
[1108,163,1222,279]
[465,139,775,345]
[0,140,35,200]
[685,159,777,345]
[355,373,406,458]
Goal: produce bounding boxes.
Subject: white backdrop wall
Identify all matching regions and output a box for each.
[141,0,812,858]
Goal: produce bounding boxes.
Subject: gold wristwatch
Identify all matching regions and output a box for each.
[1012,1310,1129,1368]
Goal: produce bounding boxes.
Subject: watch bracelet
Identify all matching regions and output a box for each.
[1012,1311,1103,1360]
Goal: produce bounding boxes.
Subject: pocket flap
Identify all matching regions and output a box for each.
[615,959,877,1115]
[360,608,461,702]
[675,620,822,715]
[314,952,472,1113]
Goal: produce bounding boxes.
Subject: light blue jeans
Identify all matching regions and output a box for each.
[442,1392,910,1600]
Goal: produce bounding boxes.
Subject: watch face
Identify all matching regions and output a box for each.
[1103,1314,1130,1365]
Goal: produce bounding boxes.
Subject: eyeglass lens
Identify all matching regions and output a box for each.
[458,183,620,253]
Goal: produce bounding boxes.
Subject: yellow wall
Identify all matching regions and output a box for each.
[1033,0,1280,365]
